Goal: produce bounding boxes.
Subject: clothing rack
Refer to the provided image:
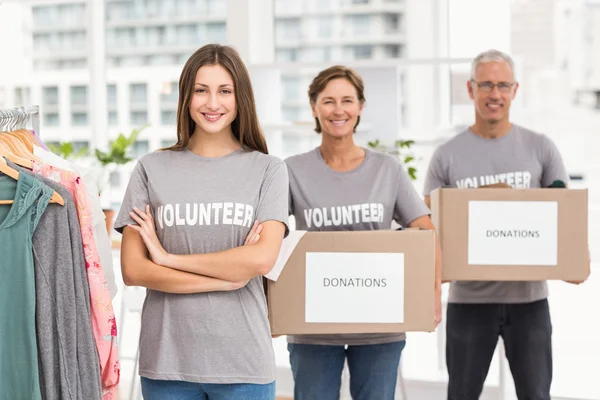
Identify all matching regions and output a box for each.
[0,105,40,134]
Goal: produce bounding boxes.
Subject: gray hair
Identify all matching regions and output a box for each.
[471,49,516,80]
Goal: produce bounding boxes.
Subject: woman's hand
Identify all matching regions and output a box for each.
[128,205,170,266]
[244,220,263,245]
[230,221,264,289]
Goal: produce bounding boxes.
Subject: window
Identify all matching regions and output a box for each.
[276,49,298,62]
[276,19,301,41]
[163,25,177,45]
[108,111,118,126]
[32,6,54,26]
[34,60,60,71]
[383,14,400,33]
[59,3,85,26]
[207,0,226,16]
[43,87,59,106]
[353,45,373,59]
[33,34,51,51]
[348,15,371,36]
[315,16,333,39]
[14,87,31,106]
[178,54,191,65]
[44,113,59,126]
[161,110,176,125]
[132,140,149,158]
[130,111,148,125]
[383,44,402,58]
[160,81,178,104]
[70,85,88,106]
[178,0,202,15]
[303,47,331,62]
[282,107,300,122]
[275,0,302,13]
[207,23,227,43]
[59,31,86,51]
[72,112,88,126]
[177,24,198,45]
[60,59,86,69]
[148,55,177,66]
[130,83,147,105]
[282,76,301,100]
[107,84,117,108]
[121,56,145,67]
[143,26,166,46]
[113,27,136,49]
[160,139,176,148]
[145,0,161,17]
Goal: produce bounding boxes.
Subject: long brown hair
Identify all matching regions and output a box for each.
[308,65,366,134]
[165,44,268,154]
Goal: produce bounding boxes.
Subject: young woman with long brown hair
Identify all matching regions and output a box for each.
[114,44,288,400]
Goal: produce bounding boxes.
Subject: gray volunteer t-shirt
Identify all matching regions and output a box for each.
[286,147,430,346]
[114,147,289,384]
[423,124,568,304]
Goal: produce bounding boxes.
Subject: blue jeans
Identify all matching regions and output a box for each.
[140,377,276,400]
[446,299,552,400]
[288,340,406,400]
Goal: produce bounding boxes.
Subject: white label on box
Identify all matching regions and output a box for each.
[305,252,404,323]
[468,201,558,265]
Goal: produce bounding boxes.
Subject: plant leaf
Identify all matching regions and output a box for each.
[408,167,417,181]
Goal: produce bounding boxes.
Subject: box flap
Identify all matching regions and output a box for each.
[264,231,306,281]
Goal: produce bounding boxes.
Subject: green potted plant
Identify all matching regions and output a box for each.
[367,138,419,181]
[94,125,147,233]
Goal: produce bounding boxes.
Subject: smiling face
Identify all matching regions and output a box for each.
[467,61,518,125]
[189,63,237,137]
[311,78,364,139]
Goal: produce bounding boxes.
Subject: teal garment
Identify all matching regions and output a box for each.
[0,171,53,400]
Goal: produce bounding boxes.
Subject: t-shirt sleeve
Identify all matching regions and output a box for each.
[423,147,448,196]
[393,163,431,227]
[256,160,290,237]
[540,135,569,187]
[113,161,150,234]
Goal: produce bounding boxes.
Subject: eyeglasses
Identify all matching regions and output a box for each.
[471,80,515,93]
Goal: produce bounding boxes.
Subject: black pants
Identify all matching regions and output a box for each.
[446,299,552,400]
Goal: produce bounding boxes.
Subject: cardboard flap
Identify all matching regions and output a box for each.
[264,230,307,281]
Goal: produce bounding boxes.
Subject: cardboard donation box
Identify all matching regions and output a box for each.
[430,188,588,281]
[265,229,436,336]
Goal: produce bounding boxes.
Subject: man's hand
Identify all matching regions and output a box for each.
[565,247,591,285]
[434,285,442,327]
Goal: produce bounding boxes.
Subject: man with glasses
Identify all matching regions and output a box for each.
[423,49,574,400]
